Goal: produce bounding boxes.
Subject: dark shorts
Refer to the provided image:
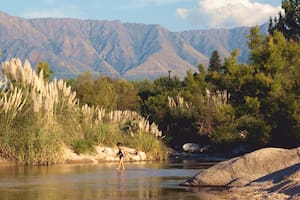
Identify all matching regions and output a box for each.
[118,151,124,159]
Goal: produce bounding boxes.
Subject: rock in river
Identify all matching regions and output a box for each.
[182,147,300,187]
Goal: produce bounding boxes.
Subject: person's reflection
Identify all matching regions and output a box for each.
[117,170,126,199]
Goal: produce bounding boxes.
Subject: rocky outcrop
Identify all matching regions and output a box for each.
[219,164,300,200]
[182,147,300,199]
[183,147,300,187]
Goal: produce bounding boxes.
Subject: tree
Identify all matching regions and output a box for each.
[35,61,54,82]
[114,80,141,111]
[269,0,300,41]
[92,76,117,110]
[208,50,222,72]
[72,72,95,106]
[182,66,207,104]
[240,27,300,147]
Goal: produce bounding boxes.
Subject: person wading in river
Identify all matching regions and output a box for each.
[116,142,125,170]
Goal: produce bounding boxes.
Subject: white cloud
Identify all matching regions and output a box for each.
[176,0,282,28]
[176,8,188,19]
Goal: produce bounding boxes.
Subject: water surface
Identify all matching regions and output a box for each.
[0,160,218,200]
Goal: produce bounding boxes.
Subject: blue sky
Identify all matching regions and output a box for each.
[1,0,282,31]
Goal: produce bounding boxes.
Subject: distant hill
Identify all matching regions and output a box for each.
[0,11,267,80]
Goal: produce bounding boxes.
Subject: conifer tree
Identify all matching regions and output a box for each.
[208,50,222,72]
[269,0,300,41]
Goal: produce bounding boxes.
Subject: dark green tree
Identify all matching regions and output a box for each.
[269,0,300,41]
[241,27,300,147]
[182,68,206,104]
[208,50,222,72]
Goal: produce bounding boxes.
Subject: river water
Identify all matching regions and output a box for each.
[0,160,219,200]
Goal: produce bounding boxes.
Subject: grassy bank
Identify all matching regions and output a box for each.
[0,58,166,165]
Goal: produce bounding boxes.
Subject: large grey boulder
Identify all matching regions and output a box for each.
[182,147,300,187]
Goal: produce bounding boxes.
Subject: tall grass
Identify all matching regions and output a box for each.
[0,58,165,164]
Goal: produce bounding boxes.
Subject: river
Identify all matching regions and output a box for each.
[0,160,218,200]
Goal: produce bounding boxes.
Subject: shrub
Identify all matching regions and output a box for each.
[0,58,165,164]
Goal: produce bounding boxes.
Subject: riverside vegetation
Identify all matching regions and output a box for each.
[1,0,299,165]
[69,26,300,152]
[0,58,164,165]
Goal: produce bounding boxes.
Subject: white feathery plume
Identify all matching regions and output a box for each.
[1,58,163,141]
[24,59,33,85]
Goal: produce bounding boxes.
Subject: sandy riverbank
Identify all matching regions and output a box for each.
[62,145,150,164]
[0,145,155,166]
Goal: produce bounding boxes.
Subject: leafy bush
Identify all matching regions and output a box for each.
[72,139,95,154]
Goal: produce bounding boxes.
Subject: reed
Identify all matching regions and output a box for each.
[206,89,230,109]
[0,58,165,164]
[0,87,26,125]
[167,90,230,111]
[168,95,190,109]
[1,58,78,164]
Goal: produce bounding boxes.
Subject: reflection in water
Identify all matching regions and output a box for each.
[0,161,217,200]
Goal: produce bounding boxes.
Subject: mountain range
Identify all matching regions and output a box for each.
[0,11,267,80]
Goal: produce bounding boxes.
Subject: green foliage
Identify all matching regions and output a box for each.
[70,23,300,150]
[135,76,183,139]
[73,72,117,109]
[153,76,182,95]
[235,28,300,147]
[135,79,155,102]
[269,0,300,41]
[143,94,169,124]
[114,79,141,111]
[71,124,102,155]
[72,139,95,154]
[212,123,239,146]
[210,104,238,145]
[167,97,201,146]
[208,50,223,72]
[3,20,300,159]
[0,107,64,165]
[73,73,140,111]
[200,27,300,148]
[35,61,54,81]
[0,59,165,164]
[71,121,166,159]
[244,96,260,114]
[183,69,207,103]
[128,131,166,159]
[239,116,271,147]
